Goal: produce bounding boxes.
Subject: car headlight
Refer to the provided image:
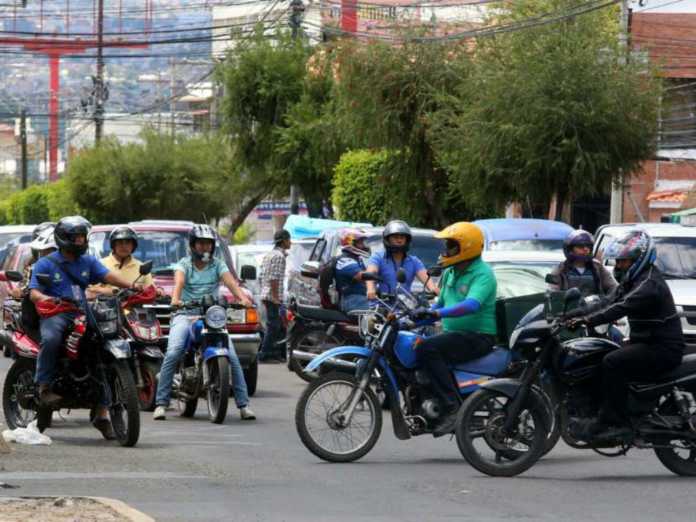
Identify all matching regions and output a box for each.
[509,327,522,349]
[205,305,227,329]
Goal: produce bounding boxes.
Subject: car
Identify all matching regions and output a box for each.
[0,225,34,267]
[89,220,262,394]
[482,250,564,299]
[594,222,696,351]
[228,243,273,302]
[0,243,33,357]
[289,226,445,306]
[474,218,574,252]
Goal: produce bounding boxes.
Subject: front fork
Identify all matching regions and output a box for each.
[337,349,381,426]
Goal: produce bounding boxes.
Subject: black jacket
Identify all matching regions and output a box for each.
[585,266,684,353]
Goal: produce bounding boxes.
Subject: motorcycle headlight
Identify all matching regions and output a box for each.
[205,305,227,329]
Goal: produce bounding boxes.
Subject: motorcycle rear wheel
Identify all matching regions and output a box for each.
[2,358,38,430]
[653,395,696,476]
[295,372,382,463]
[455,389,547,477]
[207,357,231,424]
[108,361,141,447]
[289,328,341,382]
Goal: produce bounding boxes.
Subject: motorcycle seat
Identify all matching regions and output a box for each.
[295,304,354,323]
[451,346,512,376]
[633,354,696,385]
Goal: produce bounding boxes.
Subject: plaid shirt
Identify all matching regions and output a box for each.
[260,247,286,303]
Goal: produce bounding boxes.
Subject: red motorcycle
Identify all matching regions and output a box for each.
[1,270,144,447]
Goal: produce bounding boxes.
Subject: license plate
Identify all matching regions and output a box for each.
[226,309,246,323]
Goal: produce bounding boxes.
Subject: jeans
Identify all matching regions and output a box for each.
[155,313,250,408]
[418,330,495,411]
[340,294,372,314]
[36,312,76,385]
[260,301,285,359]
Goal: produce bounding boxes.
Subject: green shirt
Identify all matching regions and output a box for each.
[438,258,497,336]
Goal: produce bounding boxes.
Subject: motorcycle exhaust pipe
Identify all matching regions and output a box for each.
[291,349,318,362]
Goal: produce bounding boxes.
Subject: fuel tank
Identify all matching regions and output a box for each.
[394,331,424,369]
[555,337,620,385]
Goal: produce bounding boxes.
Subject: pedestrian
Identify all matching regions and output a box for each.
[258,229,291,362]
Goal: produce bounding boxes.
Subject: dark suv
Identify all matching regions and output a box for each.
[288,226,444,306]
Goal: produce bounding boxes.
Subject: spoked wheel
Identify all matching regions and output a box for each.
[289,329,341,382]
[207,357,231,424]
[2,359,38,430]
[455,389,548,477]
[295,372,382,462]
[108,361,141,447]
[138,360,161,412]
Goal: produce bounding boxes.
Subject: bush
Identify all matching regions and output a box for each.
[0,179,78,225]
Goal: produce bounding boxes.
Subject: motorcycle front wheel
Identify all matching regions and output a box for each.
[207,357,231,424]
[455,389,547,477]
[295,372,382,463]
[108,360,141,447]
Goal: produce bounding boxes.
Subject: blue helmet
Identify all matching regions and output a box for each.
[604,229,656,284]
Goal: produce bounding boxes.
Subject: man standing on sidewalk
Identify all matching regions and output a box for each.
[258,229,291,362]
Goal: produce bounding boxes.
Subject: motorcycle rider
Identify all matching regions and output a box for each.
[9,223,57,299]
[365,220,439,299]
[28,216,144,437]
[87,226,155,298]
[414,222,497,437]
[334,229,373,313]
[567,229,685,439]
[152,224,255,421]
[548,229,617,296]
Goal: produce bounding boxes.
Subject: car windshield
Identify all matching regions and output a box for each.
[0,232,31,249]
[654,237,696,278]
[488,239,564,252]
[89,230,229,275]
[365,235,445,268]
[490,262,558,298]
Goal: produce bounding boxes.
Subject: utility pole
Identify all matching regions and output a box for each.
[289,0,305,214]
[610,0,630,224]
[94,0,105,143]
[170,58,176,137]
[19,109,28,189]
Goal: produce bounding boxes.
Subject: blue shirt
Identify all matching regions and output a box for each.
[175,257,230,302]
[367,251,425,294]
[335,255,366,297]
[29,251,110,304]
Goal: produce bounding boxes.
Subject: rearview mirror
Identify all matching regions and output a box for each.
[5,271,23,283]
[139,260,153,276]
[427,266,443,278]
[240,265,257,281]
[545,273,560,286]
[396,268,407,284]
[300,261,320,279]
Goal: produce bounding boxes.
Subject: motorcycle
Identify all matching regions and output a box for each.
[1,271,143,447]
[455,284,696,477]
[170,295,245,424]
[294,269,558,463]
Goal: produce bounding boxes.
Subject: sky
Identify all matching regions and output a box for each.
[633,0,696,13]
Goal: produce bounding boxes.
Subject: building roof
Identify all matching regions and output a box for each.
[646,190,689,203]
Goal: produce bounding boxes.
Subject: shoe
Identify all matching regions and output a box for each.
[153,406,167,420]
[240,406,256,420]
[38,384,62,407]
[432,411,458,438]
[92,417,116,440]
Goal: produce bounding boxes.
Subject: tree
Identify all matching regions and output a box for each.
[429,0,660,218]
[65,131,238,223]
[0,179,77,225]
[332,149,392,223]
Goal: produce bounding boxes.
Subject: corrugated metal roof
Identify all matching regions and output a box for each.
[645,190,688,203]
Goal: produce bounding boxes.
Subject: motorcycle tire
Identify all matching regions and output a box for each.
[289,328,341,383]
[2,358,38,430]
[455,388,547,477]
[108,360,141,447]
[295,372,382,463]
[653,395,696,476]
[243,358,258,397]
[207,357,231,424]
[138,360,161,412]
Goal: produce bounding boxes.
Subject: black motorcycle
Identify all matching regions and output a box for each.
[455,285,696,477]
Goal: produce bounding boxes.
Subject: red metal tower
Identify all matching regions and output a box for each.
[0,0,153,181]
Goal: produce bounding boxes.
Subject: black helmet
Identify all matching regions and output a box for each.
[32,221,56,241]
[563,229,594,263]
[604,229,656,284]
[189,224,217,262]
[382,220,412,254]
[109,226,139,252]
[54,216,92,256]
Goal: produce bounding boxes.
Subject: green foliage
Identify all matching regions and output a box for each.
[65,131,238,223]
[332,149,391,224]
[429,0,660,215]
[0,179,77,225]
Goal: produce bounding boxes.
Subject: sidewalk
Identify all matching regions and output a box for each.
[0,496,155,522]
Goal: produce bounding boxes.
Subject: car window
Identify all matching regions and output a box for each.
[0,245,15,270]
[490,262,557,298]
[365,235,445,268]
[309,239,326,262]
[654,237,696,278]
[488,239,564,252]
[594,232,616,262]
[16,248,32,274]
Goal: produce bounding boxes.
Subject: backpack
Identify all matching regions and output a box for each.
[318,256,339,309]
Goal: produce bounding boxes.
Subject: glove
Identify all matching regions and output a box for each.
[565,316,588,330]
[411,308,439,322]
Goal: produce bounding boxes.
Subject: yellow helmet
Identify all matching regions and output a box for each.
[435,222,484,267]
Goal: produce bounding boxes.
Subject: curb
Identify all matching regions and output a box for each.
[90,496,156,522]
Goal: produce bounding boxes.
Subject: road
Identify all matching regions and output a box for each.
[1,356,695,521]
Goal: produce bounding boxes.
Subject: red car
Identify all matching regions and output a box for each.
[89,220,261,395]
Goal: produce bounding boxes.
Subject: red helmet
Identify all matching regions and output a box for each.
[339,228,370,258]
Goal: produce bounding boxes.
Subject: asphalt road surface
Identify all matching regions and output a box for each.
[1,356,696,521]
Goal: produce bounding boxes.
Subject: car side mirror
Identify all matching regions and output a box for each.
[240,265,256,281]
[36,273,51,286]
[139,260,153,276]
[300,261,320,279]
[545,273,560,286]
[427,266,443,278]
[396,268,407,284]
[5,271,24,283]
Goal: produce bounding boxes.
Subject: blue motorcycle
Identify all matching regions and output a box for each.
[171,296,240,424]
[294,273,554,462]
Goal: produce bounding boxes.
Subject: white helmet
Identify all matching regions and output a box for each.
[30,225,57,252]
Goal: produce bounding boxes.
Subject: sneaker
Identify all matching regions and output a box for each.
[153,406,167,420]
[92,417,116,440]
[240,406,256,420]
